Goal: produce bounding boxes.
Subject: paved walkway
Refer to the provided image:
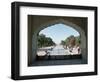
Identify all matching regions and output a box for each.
[37,44,81,56]
[49,44,69,55]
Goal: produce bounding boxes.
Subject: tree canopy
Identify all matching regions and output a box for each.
[60,35,81,47]
[38,34,56,48]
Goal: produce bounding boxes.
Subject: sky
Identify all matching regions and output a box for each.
[39,23,80,44]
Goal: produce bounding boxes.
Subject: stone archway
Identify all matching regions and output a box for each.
[31,19,87,64]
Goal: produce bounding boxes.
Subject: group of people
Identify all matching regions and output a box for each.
[66,44,81,55]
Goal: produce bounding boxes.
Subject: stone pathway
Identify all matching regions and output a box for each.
[49,44,69,55]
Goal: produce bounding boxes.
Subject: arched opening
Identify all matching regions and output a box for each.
[37,23,81,57]
[28,17,87,66]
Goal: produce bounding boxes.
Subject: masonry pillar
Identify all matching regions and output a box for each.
[32,33,38,62]
[80,33,87,63]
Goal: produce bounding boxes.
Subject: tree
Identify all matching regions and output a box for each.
[75,36,81,44]
[69,35,76,47]
[60,35,81,47]
[37,34,55,48]
[38,34,46,47]
[60,40,66,46]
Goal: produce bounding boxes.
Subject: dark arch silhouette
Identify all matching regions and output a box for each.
[31,19,87,65]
